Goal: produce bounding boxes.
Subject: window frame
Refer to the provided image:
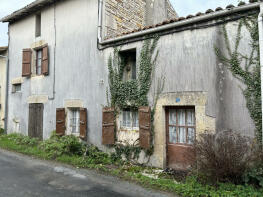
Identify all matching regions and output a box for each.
[67,108,80,135]
[36,49,42,76]
[120,108,139,130]
[12,83,22,93]
[166,106,196,145]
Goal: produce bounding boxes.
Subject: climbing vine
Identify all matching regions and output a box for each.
[215,14,262,143]
[107,35,163,160]
[107,36,160,109]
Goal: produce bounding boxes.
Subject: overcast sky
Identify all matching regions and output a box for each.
[0,0,247,46]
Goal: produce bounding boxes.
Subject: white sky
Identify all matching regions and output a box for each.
[0,0,248,46]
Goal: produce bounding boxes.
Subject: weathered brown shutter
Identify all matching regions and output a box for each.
[22,49,32,77]
[56,108,66,136]
[139,106,151,149]
[102,107,115,145]
[41,45,49,75]
[79,108,87,139]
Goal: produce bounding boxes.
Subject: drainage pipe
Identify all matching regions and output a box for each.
[258,3,263,144]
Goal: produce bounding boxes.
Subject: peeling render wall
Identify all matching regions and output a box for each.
[7,0,108,149]
[103,18,255,168]
[0,50,7,128]
[145,0,178,26]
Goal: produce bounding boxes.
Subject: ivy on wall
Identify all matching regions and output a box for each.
[106,36,163,160]
[107,36,160,110]
[215,14,262,143]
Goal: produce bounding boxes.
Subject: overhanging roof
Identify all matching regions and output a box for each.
[1,0,64,23]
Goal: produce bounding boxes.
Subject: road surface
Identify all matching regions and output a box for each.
[0,149,174,197]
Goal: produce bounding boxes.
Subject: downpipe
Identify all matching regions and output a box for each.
[97,0,103,43]
[258,3,263,144]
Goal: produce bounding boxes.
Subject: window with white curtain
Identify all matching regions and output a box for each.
[68,108,80,134]
[168,107,195,144]
[121,109,139,129]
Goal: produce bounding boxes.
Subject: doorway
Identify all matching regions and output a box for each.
[165,106,196,170]
[28,103,43,140]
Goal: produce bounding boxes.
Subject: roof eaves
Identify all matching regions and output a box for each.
[0,0,56,23]
[102,1,261,44]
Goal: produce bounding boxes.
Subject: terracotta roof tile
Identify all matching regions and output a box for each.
[105,1,260,40]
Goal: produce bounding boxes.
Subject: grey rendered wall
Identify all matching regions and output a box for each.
[103,19,255,137]
[7,0,108,147]
[0,50,7,128]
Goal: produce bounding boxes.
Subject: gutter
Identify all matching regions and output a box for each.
[258,3,263,144]
[99,2,260,46]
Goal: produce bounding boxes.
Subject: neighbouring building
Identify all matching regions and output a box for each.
[0,46,7,129]
[1,0,260,169]
[103,0,177,38]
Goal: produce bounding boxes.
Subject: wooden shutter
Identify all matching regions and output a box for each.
[56,108,65,136]
[102,107,115,145]
[79,108,87,139]
[22,49,32,77]
[139,106,151,149]
[41,45,49,75]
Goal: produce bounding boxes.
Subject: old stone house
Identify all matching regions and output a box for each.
[0,46,7,129]
[1,0,261,169]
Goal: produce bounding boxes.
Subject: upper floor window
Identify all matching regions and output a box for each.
[36,49,42,75]
[119,49,136,81]
[35,14,41,37]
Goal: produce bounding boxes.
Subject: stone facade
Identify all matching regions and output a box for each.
[104,0,146,38]
[104,0,177,38]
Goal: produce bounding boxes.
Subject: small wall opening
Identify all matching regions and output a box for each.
[119,49,137,81]
[35,14,41,37]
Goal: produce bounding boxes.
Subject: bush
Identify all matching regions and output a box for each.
[40,133,85,158]
[7,133,39,146]
[194,130,253,184]
[243,146,263,187]
[85,145,112,165]
[0,128,4,135]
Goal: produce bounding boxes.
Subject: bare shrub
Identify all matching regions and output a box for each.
[194,130,253,184]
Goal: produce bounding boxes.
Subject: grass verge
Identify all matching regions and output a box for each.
[0,133,262,197]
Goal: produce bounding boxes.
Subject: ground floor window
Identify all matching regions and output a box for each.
[167,107,195,144]
[121,109,139,129]
[68,108,80,134]
[12,83,21,93]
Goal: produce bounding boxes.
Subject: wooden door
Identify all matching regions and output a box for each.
[166,107,196,170]
[28,103,43,140]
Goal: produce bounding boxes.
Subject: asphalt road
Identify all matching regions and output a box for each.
[0,149,174,197]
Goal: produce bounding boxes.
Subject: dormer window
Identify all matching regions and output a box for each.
[119,49,136,81]
[35,14,41,37]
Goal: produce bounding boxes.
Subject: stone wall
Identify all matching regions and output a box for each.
[104,0,146,38]
[104,0,177,38]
